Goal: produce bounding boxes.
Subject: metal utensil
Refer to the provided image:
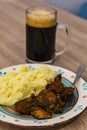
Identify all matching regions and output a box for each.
[72,64,86,88]
[63,64,86,111]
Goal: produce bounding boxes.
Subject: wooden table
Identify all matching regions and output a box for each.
[0,0,87,130]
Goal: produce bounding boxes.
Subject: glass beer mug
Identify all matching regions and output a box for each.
[26,6,70,63]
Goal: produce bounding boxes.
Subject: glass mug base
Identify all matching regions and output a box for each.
[26,57,54,64]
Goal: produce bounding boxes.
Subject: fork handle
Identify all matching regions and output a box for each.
[73,64,86,86]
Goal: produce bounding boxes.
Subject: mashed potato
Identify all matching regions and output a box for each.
[0,66,57,106]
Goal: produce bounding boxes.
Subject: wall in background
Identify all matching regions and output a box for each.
[42,0,85,14]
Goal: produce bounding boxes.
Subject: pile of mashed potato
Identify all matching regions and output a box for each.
[0,66,57,106]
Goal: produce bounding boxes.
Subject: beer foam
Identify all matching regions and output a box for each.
[26,9,56,28]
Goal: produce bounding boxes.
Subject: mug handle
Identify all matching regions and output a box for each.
[55,24,70,58]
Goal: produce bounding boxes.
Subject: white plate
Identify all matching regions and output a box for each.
[0,64,87,128]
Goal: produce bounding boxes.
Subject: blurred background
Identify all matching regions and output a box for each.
[42,0,87,19]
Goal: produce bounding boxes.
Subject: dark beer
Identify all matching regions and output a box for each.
[26,7,57,63]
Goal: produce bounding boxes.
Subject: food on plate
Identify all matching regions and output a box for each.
[0,66,57,106]
[15,74,74,119]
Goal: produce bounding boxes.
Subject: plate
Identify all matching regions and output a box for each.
[0,64,87,128]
